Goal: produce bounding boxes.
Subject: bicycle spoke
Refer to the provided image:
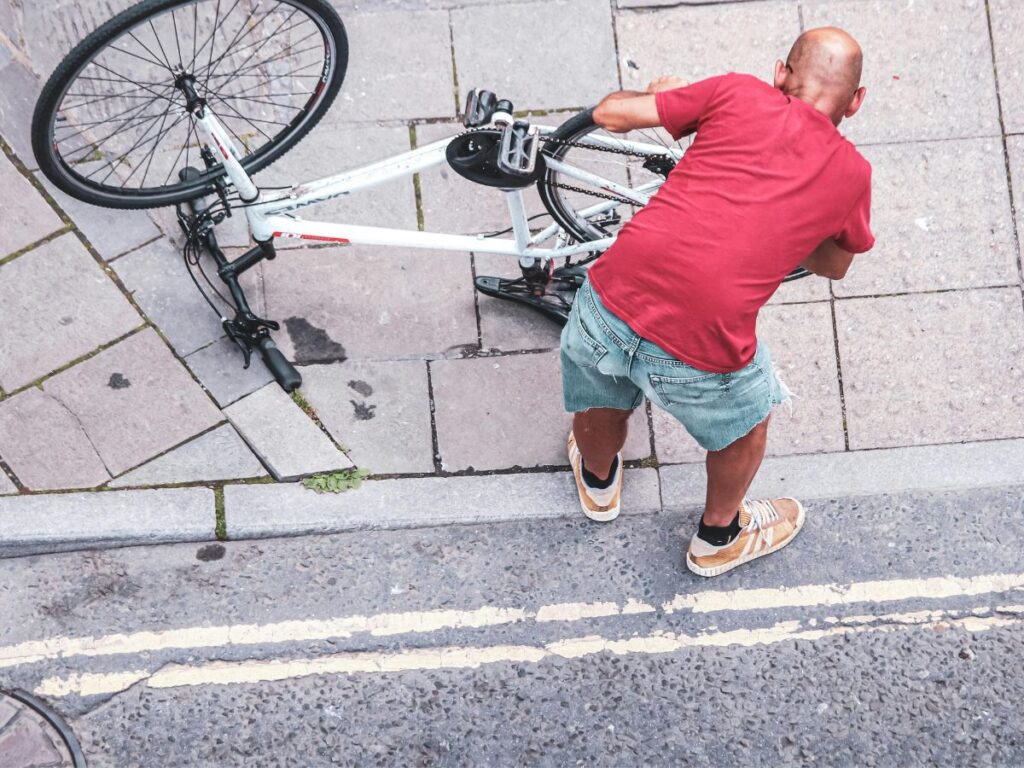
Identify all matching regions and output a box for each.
[197,7,302,88]
[193,16,308,77]
[101,110,190,186]
[170,7,185,69]
[215,92,304,110]
[207,35,320,83]
[126,30,173,74]
[208,95,279,142]
[137,106,174,187]
[86,60,178,103]
[148,19,175,71]
[59,95,171,156]
[108,43,173,71]
[41,0,336,199]
[87,106,177,182]
[200,1,268,85]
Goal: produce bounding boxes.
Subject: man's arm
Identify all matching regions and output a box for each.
[801,237,855,280]
[592,76,689,133]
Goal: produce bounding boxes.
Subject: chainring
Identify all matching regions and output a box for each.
[446,129,545,188]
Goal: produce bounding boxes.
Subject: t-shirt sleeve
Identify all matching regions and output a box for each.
[655,76,725,141]
[834,173,874,253]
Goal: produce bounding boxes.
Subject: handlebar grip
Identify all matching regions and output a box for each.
[257,336,302,392]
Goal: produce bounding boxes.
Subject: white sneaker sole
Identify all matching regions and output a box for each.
[685,500,806,578]
[581,501,620,523]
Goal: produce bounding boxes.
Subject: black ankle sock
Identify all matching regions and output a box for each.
[697,512,741,546]
[581,456,618,490]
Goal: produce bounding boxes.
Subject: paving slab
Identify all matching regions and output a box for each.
[43,329,223,476]
[0,487,214,558]
[452,0,617,112]
[259,119,417,237]
[225,383,353,481]
[6,0,136,81]
[615,1,799,92]
[0,154,64,258]
[431,350,650,471]
[298,360,434,474]
[0,388,110,491]
[834,138,1018,297]
[990,0,1024,134]
[661,438,1024,509]
[113,237,263,356]
[0,233,141,391]
[0,57,42,165]
[415,121,551,236]
[36,168,161,261]
[110,425,266,488]
[653,301,845,464]
[336,9,456,121]
[262,244,477,361]
[802,0,1000,144]
[836,288,1024,450]
[224,467,661,538]
[0,471,16,496]
[184,336,275,408]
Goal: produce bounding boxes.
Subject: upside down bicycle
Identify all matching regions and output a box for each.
[30,0,807,392]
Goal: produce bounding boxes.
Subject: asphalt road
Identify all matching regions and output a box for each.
[2,485,1023,767]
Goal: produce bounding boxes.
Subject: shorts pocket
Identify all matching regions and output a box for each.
[649,371,724,408]
[562,303,608,369]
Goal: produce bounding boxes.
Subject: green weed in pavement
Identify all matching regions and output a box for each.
[302,469,370,494]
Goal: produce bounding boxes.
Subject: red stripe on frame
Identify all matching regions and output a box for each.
[271,232,350,244]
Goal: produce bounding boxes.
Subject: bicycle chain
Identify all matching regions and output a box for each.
[538,135,671,205]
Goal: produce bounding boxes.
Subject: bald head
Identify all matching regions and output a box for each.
[774,26,866,125]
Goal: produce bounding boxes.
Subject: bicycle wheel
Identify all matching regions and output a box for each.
[537,108,681,254]
[31,0,347,209]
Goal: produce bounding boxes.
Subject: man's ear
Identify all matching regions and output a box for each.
[773,59,788,90]
[844,86,867,118]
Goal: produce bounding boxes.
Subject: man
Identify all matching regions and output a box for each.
[562,27,874,577]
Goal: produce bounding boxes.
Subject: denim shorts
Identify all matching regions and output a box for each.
[560,279,790,452]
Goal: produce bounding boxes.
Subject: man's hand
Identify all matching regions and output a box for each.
[646,75,689,94]
[800,238,854,280]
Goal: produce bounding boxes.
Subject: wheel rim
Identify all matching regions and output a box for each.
[542,123,683,247]
[43,0,339,201]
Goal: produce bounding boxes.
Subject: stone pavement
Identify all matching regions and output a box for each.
[1,0,1023,551]
[0,691,78,768]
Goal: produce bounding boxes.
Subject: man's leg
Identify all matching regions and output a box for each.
[573,407,632,480]
[702,416,769,526]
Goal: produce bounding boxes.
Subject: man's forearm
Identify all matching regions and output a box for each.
[801,238,854,280]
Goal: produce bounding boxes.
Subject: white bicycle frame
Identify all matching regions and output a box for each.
[195,110,683,263]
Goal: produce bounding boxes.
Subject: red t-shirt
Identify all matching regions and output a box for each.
[588,73,874,373]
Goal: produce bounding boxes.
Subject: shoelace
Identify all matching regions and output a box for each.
[742,498,780,530]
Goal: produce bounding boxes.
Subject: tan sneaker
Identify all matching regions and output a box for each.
[686,498,806,577]
[567,431,623,522]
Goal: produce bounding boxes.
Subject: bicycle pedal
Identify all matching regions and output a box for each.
[497,121,540,177]
[463,88,498,128]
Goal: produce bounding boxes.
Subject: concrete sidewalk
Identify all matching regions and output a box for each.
[1,0,1022,554]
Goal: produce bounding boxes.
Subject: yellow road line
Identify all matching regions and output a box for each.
[35,608,1023,698]
[3,571,1022,671]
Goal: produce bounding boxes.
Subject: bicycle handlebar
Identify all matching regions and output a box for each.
[257,335,302,392]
